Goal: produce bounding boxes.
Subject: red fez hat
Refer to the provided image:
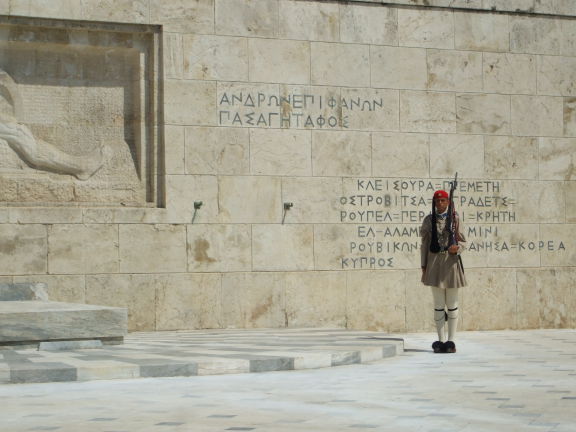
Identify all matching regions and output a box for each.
[433,190,449,199]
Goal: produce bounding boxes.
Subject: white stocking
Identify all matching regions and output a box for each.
[431,287,460,342]
[431,286,446,342]
[446,288,459,342]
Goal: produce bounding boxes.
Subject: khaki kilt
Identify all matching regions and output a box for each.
[420,213,467,289]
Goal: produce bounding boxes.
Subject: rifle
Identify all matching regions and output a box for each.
[445,172,458,248]
[429,173,460,255]
[446,173,464,273]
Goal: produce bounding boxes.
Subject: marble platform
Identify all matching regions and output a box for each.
[0,283,127,349]
[0,301,127,346]
[0,328,403,384]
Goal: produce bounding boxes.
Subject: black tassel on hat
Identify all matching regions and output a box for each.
[430,198,441,253]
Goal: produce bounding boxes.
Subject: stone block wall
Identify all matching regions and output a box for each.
[1,0,575,332]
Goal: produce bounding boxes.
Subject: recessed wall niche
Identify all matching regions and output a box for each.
[0,16,162,207]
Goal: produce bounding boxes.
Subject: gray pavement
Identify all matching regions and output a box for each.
[1,329,576,432]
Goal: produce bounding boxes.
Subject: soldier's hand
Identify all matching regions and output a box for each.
[448,245,459,255]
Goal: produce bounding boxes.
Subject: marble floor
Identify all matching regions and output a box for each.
[1,329,575,432]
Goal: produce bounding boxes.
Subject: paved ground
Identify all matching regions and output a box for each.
[1,329,575,432]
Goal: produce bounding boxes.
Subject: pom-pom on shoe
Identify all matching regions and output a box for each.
[444,341,456,353]
[432,341,444,353]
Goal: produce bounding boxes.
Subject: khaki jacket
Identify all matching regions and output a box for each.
[420,212,467,289]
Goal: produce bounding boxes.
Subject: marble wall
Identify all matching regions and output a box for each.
[1,0,575,333]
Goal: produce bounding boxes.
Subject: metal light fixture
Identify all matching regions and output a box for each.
[282,202,293,224]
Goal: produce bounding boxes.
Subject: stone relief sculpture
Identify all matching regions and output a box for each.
[0,68,105,181]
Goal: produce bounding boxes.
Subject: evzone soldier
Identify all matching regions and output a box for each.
[420,175,466,354]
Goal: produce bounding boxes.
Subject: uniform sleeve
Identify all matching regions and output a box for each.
[420,215,431,267]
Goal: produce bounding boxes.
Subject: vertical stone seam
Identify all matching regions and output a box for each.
[282,271,288,328]
[481,51,485,95]
[311,222,316,273]
[276,0,281,40]
[425,46,431,130]
[179,33,185,82]
[154,273,159,331]
[250,224,254,271]
[507,12,512,55]
[506,94,512,147]
[82,273,87,305]
[538,222,542,268]
[537,133,541,182]
[563,178,567,223]
[218,271,224,328]
[280,174,284,224]
[514,268,519,329]
[368,45,373,92]
[45,224,51,275]
[452,7,456,52]
[535,55,540,96]
[118,224,123,274]
[424,133,430,179]
[398,91,404,135]
[310,130,315,176]
[216,170,221,216]
[482,135,486,181]
[393,5,399,48]
[367,10,373,89]
[510,69,515,138]
[308,130,313,178]
[115,223,120,274]
[397,84,401,134]
[246,37,251,83]
[308,27,313,88]
[370,132,374,176]
[337,1,342,45]
[453,92,458,136]
[461,274,466,331]
[185,223,189,273]
[402,271,408,332]
[183,126,187,175]
[248,128,252,174]
[344,270,349,329]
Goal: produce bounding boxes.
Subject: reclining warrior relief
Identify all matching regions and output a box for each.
[0,68,105,181]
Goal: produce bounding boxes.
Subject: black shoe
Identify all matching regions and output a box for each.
[432,341,445,353]
[444,341,456,353]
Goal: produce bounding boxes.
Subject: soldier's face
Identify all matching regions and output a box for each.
[434,197,449,214]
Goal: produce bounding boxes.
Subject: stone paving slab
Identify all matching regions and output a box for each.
[0,328,403,384]
[0,329,575,432]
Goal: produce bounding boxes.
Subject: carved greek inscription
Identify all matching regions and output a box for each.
[218,91,386,129]
[336,178,565,270]
[466,240,565,252]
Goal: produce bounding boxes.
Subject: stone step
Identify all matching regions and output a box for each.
[0,329,404,384]
[0,301,127,347]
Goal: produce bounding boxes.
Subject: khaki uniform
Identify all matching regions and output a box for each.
[420,213,467,289]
